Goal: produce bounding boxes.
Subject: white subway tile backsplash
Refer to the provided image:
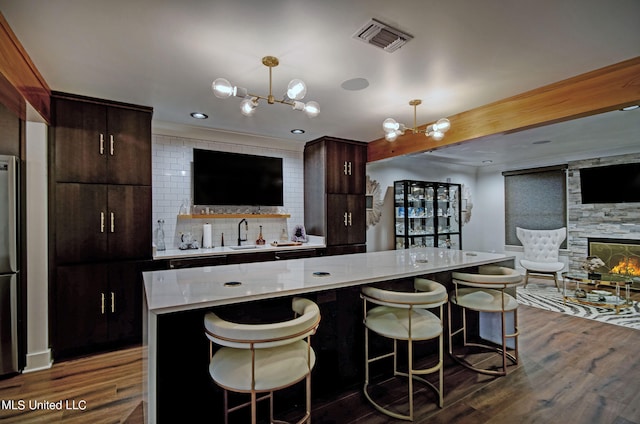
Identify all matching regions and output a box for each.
[152,134,305,249]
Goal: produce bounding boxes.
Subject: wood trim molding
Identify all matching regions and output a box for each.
[0,12,51,123]
[368,56,640,163]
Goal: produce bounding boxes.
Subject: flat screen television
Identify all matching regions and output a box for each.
[193,149,284,206]
[579,162,640,204]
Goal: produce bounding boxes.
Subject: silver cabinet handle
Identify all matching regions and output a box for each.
[111,292,115,313]
[344,212,348,226]
[110,135,115,155]
[100,212,105,233]
[100,134,105,155]
[348,161,352,176]
[110,212,115,233]
[101,293,105,314]
[343,161,348,175]
[348,212,352,226]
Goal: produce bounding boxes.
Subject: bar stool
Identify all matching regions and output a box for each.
[448,265,523,376]
[204,297,321,424]
[361,278,447,421]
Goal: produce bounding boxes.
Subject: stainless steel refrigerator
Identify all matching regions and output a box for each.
[0,155,19,376]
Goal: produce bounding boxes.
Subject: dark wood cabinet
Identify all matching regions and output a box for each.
[304,136,367,255]
[325,140,366,194]
[52,93,151,185]
[54,262,142,358]
[55,183,151,264]
[49,92,152,359]
[326,194,366,246]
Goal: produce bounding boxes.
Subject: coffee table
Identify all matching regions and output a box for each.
[562,272,633,314]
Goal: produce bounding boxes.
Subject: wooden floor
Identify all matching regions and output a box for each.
[1,282,639,424]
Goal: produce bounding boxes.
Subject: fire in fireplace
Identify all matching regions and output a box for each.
[588,238,640,277]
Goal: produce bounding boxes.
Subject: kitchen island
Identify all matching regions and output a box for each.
[143,247,515,422]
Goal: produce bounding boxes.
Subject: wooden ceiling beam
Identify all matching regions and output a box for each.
[367,56,640,163]
[0,12,51,123]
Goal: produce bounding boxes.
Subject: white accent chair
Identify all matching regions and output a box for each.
[204,297,320,424]
[516,227,566,291]
[448,265,523,376]
[361,278,447,421]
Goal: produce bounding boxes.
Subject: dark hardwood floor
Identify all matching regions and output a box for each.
[1,280,638,423]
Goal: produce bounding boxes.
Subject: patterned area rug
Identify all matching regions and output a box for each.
[517,282,640,330]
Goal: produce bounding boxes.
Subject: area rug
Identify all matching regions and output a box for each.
[516,282,640,330]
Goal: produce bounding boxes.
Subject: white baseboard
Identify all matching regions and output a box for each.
[23,349,53,373]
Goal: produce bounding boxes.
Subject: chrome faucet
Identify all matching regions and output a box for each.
[237,219,248,246]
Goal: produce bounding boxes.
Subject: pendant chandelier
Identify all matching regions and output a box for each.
[382,99,450,142]
[212,56,320,118]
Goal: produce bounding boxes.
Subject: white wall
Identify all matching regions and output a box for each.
[474,170,506,253]
[365,155,481,252]
[24,120,52,372]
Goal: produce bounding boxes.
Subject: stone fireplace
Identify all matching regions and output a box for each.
[567,153,640,290]
[588,238,640,277]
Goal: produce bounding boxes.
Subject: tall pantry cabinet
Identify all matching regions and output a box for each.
[304,136,367,255]
[49,92,153,359]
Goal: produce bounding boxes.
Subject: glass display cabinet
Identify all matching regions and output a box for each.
[394,180,462,250]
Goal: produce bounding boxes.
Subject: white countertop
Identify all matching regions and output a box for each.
[143,247,514,314]
[153,235,325,260]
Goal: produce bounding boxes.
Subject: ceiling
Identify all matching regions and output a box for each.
[1,0,639,168]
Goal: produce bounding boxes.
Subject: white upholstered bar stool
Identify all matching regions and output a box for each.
[361,278,447,421]
[448,265,523,376]
[204,297,321,424]
[516,227,566,291]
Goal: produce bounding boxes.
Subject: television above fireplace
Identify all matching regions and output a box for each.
[579,162,640,204]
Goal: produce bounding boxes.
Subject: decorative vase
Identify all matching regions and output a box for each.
[256,225,265,245]
[155,219,166,251]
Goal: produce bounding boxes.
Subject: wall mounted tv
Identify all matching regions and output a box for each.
[193,149,284,206]
[579,162,640,204]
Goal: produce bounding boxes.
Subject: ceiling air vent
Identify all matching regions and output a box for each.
[353,18,413,53]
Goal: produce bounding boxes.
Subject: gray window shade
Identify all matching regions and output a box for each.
[503,166,567,247]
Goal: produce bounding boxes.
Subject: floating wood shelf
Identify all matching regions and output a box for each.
[177,213,290,220]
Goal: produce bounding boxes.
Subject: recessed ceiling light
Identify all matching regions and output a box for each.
[190,112,208,119]
[482,160,493,164]
[621,105,639,111]
[291,129,305,134]
[532,140,551,145]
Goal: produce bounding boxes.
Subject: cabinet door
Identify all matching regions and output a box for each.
[346,194,366,244]
[55,183,108,264]
[107,185,152,260]
[54,98,107,183]
[107,262,142,343]
[106,107,152,185]
[55,264,109,355]
[325,141,366,194]
[326,194,366,246]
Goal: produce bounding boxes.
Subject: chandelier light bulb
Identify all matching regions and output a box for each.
[382,118,399,133]
[303,101,320,118]
[240,98,257,116]
[212,78,235,98]
[385,131,399,142]
[431,131,445,141]
[435,118,451,133]
[287,79,307,100]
